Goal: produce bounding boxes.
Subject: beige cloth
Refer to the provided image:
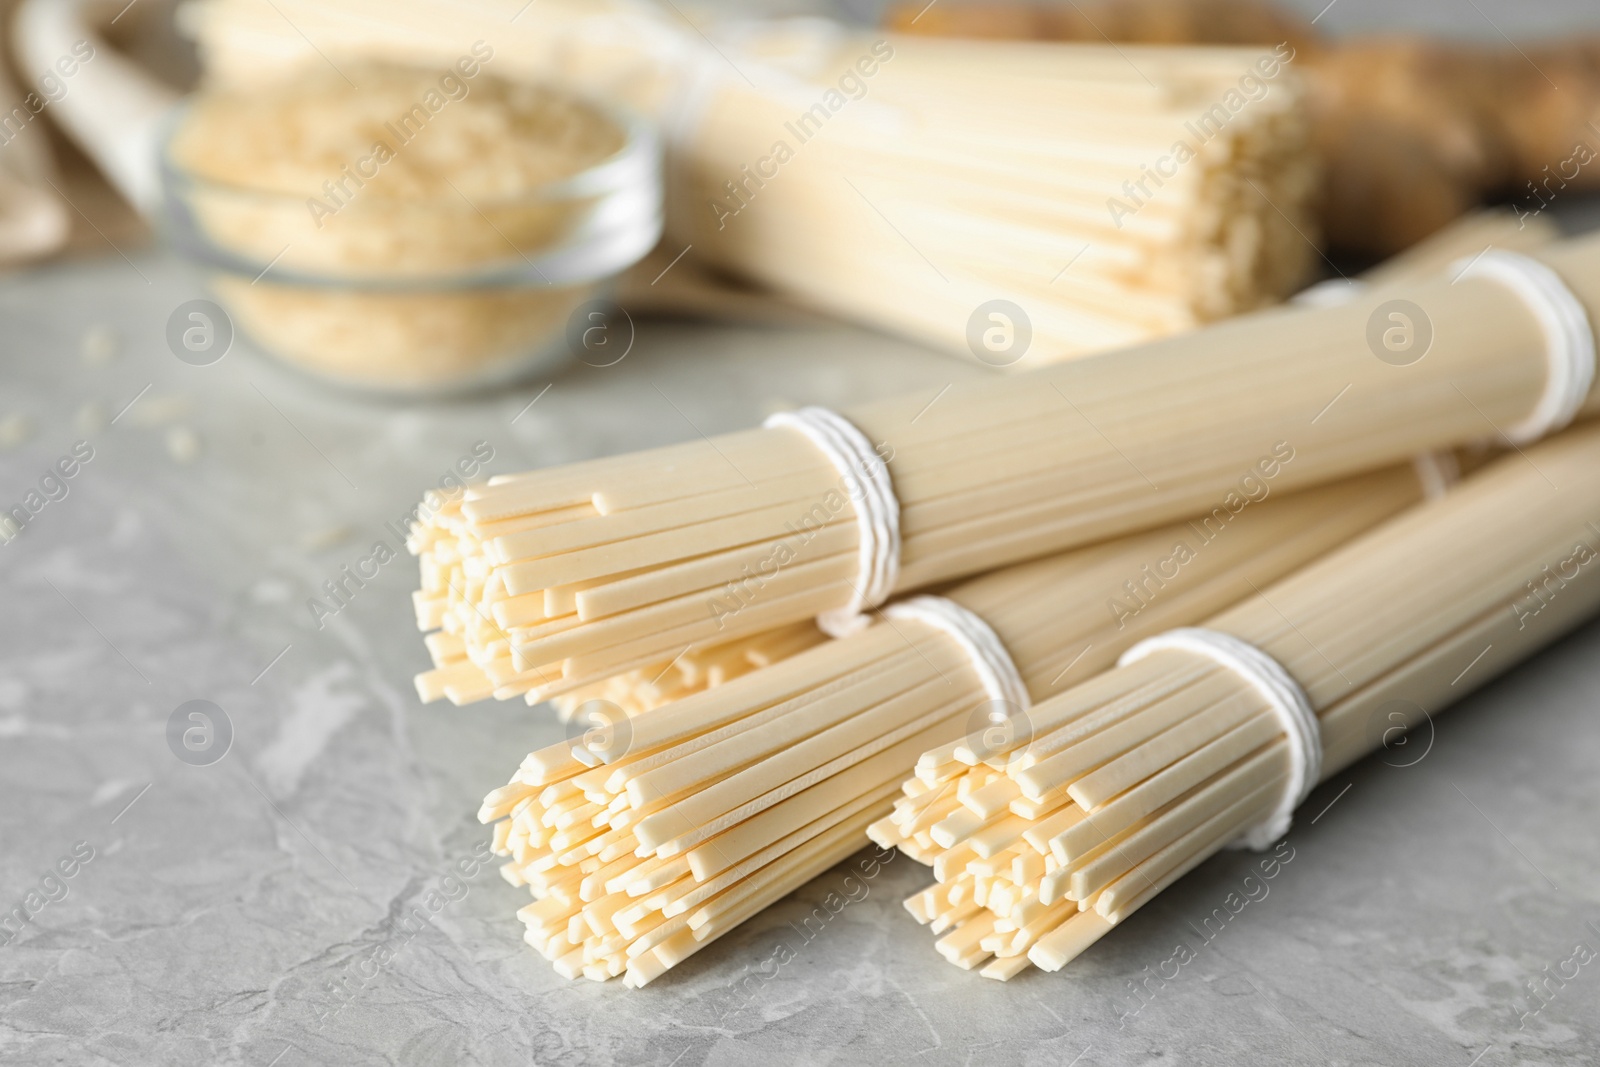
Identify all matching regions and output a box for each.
[0,0,70,264]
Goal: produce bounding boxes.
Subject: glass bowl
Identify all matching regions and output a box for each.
[156,94,662,395]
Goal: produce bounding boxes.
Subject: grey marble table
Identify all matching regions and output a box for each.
[2,243,1599,1067]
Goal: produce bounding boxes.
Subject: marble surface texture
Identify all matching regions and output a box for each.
[4,233,1600,1067]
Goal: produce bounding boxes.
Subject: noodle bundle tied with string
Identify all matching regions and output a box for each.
[411,233,1600,711]
[474,466,1429,984]
[873,424,1600,978]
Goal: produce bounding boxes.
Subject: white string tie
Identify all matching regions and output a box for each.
[764,406,900,637]
[1119,627,1319,851]
[1290,277,1361,308]
[1453,250,1595,445]
[1411,450,1461,501]
[885,595,1030,711]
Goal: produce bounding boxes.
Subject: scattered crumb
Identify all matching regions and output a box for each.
[108,510,144,547]
[250,577,294,604]
[75,401,108,436]
[90,778,141,808]
[125,393,194,428]
[165,425,201,463]
[0,413,34,450]
[81,324,120,365]
[299,524,355,552]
